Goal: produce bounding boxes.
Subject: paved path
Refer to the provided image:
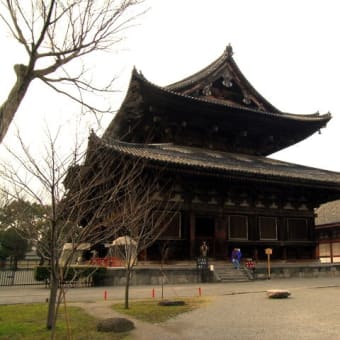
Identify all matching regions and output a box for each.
[71,301,179,339]
[2,277,340,339]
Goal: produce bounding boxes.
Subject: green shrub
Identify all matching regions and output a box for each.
[92,267,107,286]
[34,266,50,281]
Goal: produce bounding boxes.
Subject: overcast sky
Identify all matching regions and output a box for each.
[1,0,340,172]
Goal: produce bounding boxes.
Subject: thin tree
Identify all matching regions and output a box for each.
[0,128,178,333]
[0,0,145,143]
[0,128,124,334]
[0,128,99,334]
[65,132,179,309]
[108,171,178,309]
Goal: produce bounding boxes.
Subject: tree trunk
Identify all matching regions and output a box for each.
[0,64,33,143]
[124,267,131,309]
[46,275,58,330]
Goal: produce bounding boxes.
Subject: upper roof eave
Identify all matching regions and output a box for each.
[133,68,331,124]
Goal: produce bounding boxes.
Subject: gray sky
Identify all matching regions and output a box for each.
[1,0,340,171]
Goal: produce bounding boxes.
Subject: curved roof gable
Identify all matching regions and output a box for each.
[166,44,280,113]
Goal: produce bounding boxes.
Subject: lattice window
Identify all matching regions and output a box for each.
[259,217,277,240]
[152,211,181,240]
[287,218,308,240]
[228,215,248,240]
[332,242,340,257]
[319,243,331,257]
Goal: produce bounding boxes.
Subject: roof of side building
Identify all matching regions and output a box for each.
[315,200,340,226]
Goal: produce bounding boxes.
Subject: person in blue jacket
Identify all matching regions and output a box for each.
[231,248,242,269]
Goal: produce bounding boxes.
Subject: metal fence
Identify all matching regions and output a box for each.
[0,258,98,287]
[0,269,44,287]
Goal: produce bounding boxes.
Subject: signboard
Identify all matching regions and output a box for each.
[265,248,272,255]
[265,248,272,280]
[197,256,208,270]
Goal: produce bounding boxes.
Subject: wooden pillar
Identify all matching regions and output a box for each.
[215,217,227,259]
[189,212,195,259]
[330,241,334,264]
[315,243,319,260]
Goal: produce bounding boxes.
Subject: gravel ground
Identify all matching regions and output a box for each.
[2,277,340,339]
[162,286,340,340]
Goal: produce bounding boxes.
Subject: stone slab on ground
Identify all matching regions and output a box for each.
[266,289,291,298]
[97,317,135,333]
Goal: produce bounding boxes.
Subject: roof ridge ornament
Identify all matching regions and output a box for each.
[225,44,233,58]
[202,83,212,96]
[222,69,233,88]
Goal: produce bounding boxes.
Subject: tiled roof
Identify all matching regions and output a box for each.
[136,69,331,123]
[104,47,331,157]
[315,200,340,226]
[166,45,235,91]
[96,134,340,189]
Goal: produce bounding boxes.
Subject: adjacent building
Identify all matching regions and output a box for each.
[315,200,340,263]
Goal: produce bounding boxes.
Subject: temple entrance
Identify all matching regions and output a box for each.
[195,216,215,257]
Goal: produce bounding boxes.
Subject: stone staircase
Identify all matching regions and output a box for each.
[213,263,251,282]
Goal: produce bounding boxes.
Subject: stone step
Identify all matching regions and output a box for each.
[213,265,251,282]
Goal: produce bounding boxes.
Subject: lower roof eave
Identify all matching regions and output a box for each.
[226,240,317,246]
[149,160,340,193]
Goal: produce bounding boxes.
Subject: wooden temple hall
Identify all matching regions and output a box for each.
[86,44,340,261]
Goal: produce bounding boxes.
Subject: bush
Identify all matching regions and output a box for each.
[34,266,50,281]
[91,267,107,286]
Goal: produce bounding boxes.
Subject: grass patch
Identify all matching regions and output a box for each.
[0,304,128,340]
[112,297,208,323]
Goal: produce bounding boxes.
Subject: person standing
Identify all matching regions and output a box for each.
[200,241,208,257]
[231,248,242,269]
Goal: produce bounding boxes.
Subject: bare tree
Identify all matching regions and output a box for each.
[108,175,178,309]
[0,128,96,334]
[0,0,145,143]
[0,128,178,333]
[66,132,179,309]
